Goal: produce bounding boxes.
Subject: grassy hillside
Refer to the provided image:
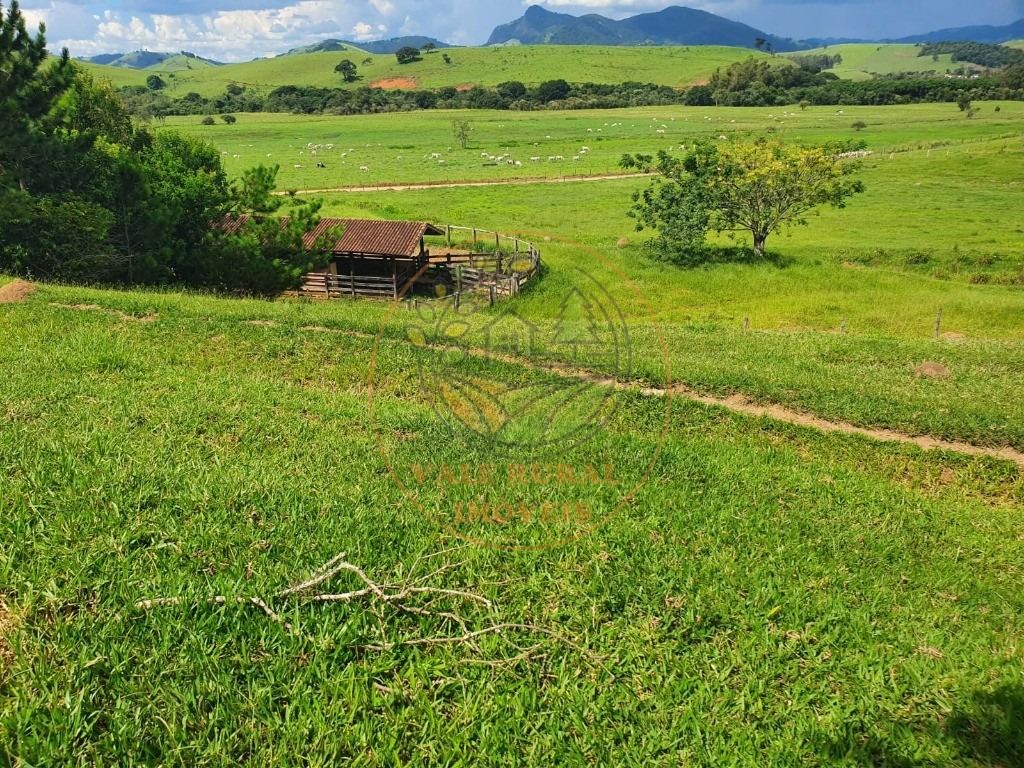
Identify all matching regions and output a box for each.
[146,54,222,73]
[4,100,1024,766]
[2,254,1024,765]
[1005,39,1024,50]
[795,43,986,81]
[82,45,780,97]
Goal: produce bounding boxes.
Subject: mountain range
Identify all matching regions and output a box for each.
[78,5,1024,70]
[80,50,223,69]
[280,36,453,56]
[487,5,807,51]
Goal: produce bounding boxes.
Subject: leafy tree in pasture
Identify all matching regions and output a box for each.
[452,119,472,149]
[201,115,215,125]
[395,46,421,64]
[146,74,165,90]
[957,95,972,112]
[421,42,436,53]
[535,79,570,103]
[852,120,867,131]
[442,53,452,64]
[221,114,236,124]
[334,59,358,82]
[622,138,865,260]
[496,81,527,100]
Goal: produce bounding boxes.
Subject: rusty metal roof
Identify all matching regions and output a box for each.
[216,216,443,258]
[306,218,443,257]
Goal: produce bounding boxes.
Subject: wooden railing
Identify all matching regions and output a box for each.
[302,268,421,299]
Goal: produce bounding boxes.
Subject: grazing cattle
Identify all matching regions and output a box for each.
[530,157,541,162]
[360,165,370,172]
[316,162,325,168]
[294,164,303,169]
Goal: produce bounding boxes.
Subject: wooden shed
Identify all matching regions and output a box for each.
[303,218,445,298]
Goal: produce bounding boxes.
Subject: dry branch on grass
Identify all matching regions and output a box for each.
[136,549,606,673]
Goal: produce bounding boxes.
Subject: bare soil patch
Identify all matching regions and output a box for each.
[0,279,36,304]
[915,361,952,379]
[371,77,418,90]
[0,597,19,672]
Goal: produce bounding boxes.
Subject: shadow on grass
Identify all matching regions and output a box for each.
[945,684,1024,767]
[654,245,796,270]
[811,685,1023,767]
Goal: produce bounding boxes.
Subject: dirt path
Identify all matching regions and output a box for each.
[276,172,653,196]
[43,300,1024,468]
[451,349,1024,469]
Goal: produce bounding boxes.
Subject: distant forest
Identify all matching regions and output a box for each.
[115,56,1024,119]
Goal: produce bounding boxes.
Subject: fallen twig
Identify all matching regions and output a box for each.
[135,550,606,674]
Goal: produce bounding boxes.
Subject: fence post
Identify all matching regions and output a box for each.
[934,308,943,339]
[841,316,847,334]
[743,317,749,331]
[446,225,451,246]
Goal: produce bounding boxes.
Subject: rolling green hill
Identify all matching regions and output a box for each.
[1005,39,1024,50]
[81,45,783,97]
[146,54,223,73]
[792,43,986,82]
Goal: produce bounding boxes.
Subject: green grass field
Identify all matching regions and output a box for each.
[82,45,778,98]
[164,101,1024,191]
[3,99,1024,765]
[794,44,986,81]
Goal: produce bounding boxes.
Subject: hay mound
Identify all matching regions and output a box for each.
[940,332,966,341]
[0,279,36,304]
[915,361,952,379]
[616,238,629,246]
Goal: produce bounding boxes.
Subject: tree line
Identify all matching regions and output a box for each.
[917,42,1024,70]
[0,1,332,293]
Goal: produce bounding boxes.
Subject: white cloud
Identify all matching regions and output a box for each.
[370,0,397,13]
[351,21,375,39]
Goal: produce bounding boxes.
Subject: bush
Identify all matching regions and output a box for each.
[221,114,237,124]
[201,115,216,125]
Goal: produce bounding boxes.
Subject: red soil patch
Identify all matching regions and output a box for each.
[0,279,36,304]
[371,77,418,90]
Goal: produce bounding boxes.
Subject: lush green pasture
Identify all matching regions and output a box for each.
[794,44,986,81]
[160,102,1024,448]
[165,101,1024,191]
[2,281,1023,765]
[83,45,775,98]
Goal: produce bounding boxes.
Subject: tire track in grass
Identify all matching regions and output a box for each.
[275,172,654,196]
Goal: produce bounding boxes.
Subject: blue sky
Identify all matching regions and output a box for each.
[17,0,1024,61]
